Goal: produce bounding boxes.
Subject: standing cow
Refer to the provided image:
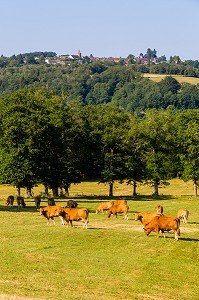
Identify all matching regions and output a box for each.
[155,205,164,215]
[135,212,161,228]
[144,215,181,241]
[6,195,14,207]
[40,205,65,225]
[177,209,189,223]
[107,204,129,220]
[17,196,26,208]
[96,201,113,214]
[66,200,78,208]
[48,198,55,206]
[34,196,41,209]
[61,207,89,229]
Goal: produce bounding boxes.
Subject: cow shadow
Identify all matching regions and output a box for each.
[180,237,199,242]
[70,195,174,203]
[188,221,199,225]
[0,204,40,213]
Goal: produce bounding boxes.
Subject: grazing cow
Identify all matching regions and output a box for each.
[135,212,161,228]
[6,195,14,207]
[96,201,113,214]
[66,200,78,208]
[40,205,64,225]
[144,215,180,241]
[47,198,55,206]
[107,204,129,220]
[114,199,127,206]
[17,196,26,208]
[177,209,189,223]
[155,205,164,214]
[34,195,41,209]
[61,207,89,229]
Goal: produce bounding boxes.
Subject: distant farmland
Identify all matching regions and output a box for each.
[144,73,199,84]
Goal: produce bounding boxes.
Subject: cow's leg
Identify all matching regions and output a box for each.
[124,213,128,220]
[51,217,56,225]
[174,231,179,241]
[69,220,73,227]
[65,220,69,228]
[83,220,88,229]
[59,216,65,225]
[156,226,160,238]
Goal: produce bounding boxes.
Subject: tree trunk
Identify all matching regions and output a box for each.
[133,181,137,196]
[16,187,20,197]
[26,187,33,198]
[52,187,58,197]
[64,185,70,197]
[193,179,198,197]
[109,181,113,197]
[44,184,49,195]
[59,186,63,196]
[153,180,159,196]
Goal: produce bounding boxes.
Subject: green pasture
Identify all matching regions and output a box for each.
[0,179,198,300]
[143,73,199,85]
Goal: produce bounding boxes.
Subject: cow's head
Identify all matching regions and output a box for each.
[39,207,44,215]
[143,226,151,236]
[106,210,111,218]
[134,213,141,221]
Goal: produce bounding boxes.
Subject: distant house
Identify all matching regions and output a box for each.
[134,56,158,65]
[68,54,81,59]
[90,55,124,63]
[45,58,65,65]
[68,50,82,60]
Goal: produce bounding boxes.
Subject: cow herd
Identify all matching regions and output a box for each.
[5,195,189,240]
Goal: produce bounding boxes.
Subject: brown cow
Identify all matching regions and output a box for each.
[40,205,64,225]
[135,212,161,227]
[107,204,129,220]
[177,209,189,223]
[6,195,14,207]
[114,200,127,206]
[34,195,41,209]
[144,215,180,240]
[66,200,78,208]
[17,196,26,208]
[96,201,113,214]
[61,207,89,229]
[155,205,164,214]
[47,198,55,206]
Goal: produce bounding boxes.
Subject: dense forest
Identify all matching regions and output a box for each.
[1,52,199,113]
[0,52,199,197]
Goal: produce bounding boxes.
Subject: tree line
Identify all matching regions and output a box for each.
[1,62,199,114]
[0,88,198,197]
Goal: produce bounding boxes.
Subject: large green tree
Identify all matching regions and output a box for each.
[0,88,84,197]
[175,110,199,197]
[139,109,178,196]
[123,115,146,196]
[0,88,53,195]
[83,104,130,196]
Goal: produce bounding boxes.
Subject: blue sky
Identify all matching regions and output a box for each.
[1,0,199,60]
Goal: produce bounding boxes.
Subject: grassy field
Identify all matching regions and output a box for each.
[143,73,199,84]
[0,179,198,300]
